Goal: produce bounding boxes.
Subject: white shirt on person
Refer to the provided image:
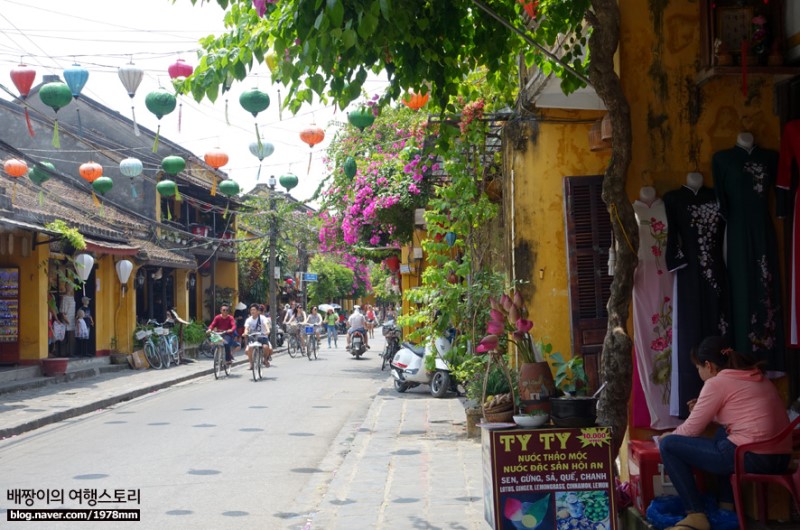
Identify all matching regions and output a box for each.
[244,315,271,336]
[348,312,366,329]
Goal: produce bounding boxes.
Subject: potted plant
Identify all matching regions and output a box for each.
[547,352,597,427]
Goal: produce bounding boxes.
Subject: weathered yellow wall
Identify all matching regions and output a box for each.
[174,269,189,322]
[511,109,609,358]
[94,256,114,354]
[7,233,49,362]
[215,259,238,300]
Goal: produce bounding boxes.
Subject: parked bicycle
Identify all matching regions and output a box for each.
[207,330,230,379]
[135,318,181,369]
[305,325,318,360]
[381,321,401,371]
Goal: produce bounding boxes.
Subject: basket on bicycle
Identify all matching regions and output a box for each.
[208,332,224,344]
[304,325,315,335]
[382,325,400,338]
[134,329,150,341]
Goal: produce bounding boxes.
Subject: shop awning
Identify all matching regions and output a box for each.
[84,238,140,256]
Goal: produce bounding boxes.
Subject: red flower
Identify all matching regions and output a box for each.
[651,245,662,257]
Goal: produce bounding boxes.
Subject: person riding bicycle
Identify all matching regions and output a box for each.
[208,304,237,364]
[303,306,323,346]
[346,306,369,349]
[284,304,307,350]
[243,303,272,370]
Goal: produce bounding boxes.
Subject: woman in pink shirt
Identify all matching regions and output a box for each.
[659,336,790,530]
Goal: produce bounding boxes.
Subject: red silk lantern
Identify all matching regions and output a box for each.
[3,159,28,178]
[168,58,193,80]
[300,124,325,175]
[11,63,36,136]
[79,161,103,183]
[204,148,228,197]
[402,90,429,111]
[518,0,538,18]
[385,255,400,274]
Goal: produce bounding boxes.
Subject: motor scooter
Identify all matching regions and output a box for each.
[390,335,456,398]
[350,329,367,359]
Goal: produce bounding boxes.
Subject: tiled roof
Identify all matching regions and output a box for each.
[131,238,196,269]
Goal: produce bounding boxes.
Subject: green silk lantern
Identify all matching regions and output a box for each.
[92,176,113,195]
[347,107,375,131]
[219,179,240,197]
[161,155,186,176]
[240,87,270,147]
[28,161,55,186]
[38,82,72,148]
[343,156,357,179]
[279,173,298,192]
[156,179,177,197]
[145,88,177,152]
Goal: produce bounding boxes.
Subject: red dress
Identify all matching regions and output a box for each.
[777,120,800,345]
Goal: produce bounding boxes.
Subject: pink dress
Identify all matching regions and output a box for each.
[632,199,681,430]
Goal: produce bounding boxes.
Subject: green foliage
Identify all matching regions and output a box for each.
[307,254,355,305]
[183,321,209,346]
[547,351,587,396]
[45,219,86,252]
[371,262,401,308]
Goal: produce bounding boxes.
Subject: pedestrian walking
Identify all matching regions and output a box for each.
[325,309,338,348]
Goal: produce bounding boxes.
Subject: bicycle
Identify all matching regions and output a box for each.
[381,322,401,371]
[286,324,302,358]
[305,325,318,360]
[207,330,230,379]
[135,328,162,369]
[248,332,270,381]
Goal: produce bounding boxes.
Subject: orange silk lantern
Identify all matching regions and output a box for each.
[4,158,28,178]
[299,124,325,174]
[79,161,103,183]
[204,148,228,196]
[402,90,429,111]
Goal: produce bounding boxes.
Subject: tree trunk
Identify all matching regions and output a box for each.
[587,0,638,458]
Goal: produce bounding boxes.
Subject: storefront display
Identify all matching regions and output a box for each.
[0,267,20,363]
[482,425,617,530]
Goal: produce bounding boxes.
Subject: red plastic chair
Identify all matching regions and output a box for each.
[730,415,800,530]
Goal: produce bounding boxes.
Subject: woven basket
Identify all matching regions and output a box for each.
[483,409,514,423]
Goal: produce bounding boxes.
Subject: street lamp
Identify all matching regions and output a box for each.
[268,175,278,349]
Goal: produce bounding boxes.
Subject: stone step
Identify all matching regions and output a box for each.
[0,357,129,396]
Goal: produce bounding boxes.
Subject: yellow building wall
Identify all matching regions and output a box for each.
[511,110,610,358]
[4,232,49,362]
[214,259,239,301]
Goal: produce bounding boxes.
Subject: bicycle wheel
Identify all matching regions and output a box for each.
[213,346,223,379]
[158,337,171,369]
[198,339,215,358]
[288,335,299,358]
[306,336,313,360]
[223,348,231,376]
[166,334,180,364]
[144,340,162,369]
[313,335,318,360]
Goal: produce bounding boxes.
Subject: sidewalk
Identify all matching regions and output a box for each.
[0,353,490,529]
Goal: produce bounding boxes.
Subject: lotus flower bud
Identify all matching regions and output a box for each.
[487,320,505,335]
[507,304,519,325]
[513,290,525,310]
[490,309,506,324]
[516,318,533,334]
[500,294,513,312]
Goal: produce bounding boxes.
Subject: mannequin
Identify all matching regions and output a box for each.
[736,131,755,152]
[685,172,703,192]
[638,185,657,206]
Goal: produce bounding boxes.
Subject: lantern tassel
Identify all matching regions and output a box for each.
[52,119,60,148]
[132,106,140,137]
[256,163,262,182]
[278,89,283,121]
[76,107,83,137]
[210,175,217,197]
[24,106,35,137]
[174,186,181,202]
[255,123,262,149]
[38,190,44,207]
[152,124,161,153]
[92,190,100,207]
[130,178,138,199]
[223,200,229,219]
[11,181,17,204]
[225,99,230,125]
[178,101,183,133]
[307,151,312,175]
[166,203,171,221]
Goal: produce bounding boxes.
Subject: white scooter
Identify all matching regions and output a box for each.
[390,335,455,398]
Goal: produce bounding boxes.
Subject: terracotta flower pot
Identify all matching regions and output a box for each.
[518,361,555,414]
[41,358,69,377]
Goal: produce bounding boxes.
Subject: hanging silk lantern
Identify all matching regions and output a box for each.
[115,259,133,297]
[167,59,194,132]
[203,149,228,196]
[347,108,375,131]
[79,161,103,183]
[445,231,457,247]
[248,140,273,182]
[161,155,186,176]
[38,82,72,148]
[239,87,270,147]
[119,157,143,198]
[157,179,178,219]
[279,173,298,192]
[385,255,400,274]
[118,61,144,136]
[63,63,89,136]
[145,87,177,152]
[219,179,240,197]
[92,176,113,195]
[73,253,94,296]
[4,158,27,204]
[343,156,357,179]
[299,124,325,175]
[402,90,429,111]
[28,161,54,186]
[10,63,36,136]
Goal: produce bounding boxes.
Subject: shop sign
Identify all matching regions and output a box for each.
[482,426,617,530]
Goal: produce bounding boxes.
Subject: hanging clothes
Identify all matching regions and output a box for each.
[713,144,785,370]
[777,119,800,347]
[632,198,681,430]
[663,185,730,419]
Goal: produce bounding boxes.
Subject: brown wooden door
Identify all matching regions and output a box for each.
[563,175,612,393]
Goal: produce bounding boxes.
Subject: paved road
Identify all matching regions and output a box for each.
[0,332,488,530]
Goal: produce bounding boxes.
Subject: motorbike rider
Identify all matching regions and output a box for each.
[243,303,272,369]
[346,306,369,349]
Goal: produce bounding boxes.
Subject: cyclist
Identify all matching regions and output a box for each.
[303,306,323,347]
[346,306,369,350]
[365,304,377,338]
[325,308,338,348]
[243,303,272,370]
[208,304,237,364]
[284,304,307,350]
